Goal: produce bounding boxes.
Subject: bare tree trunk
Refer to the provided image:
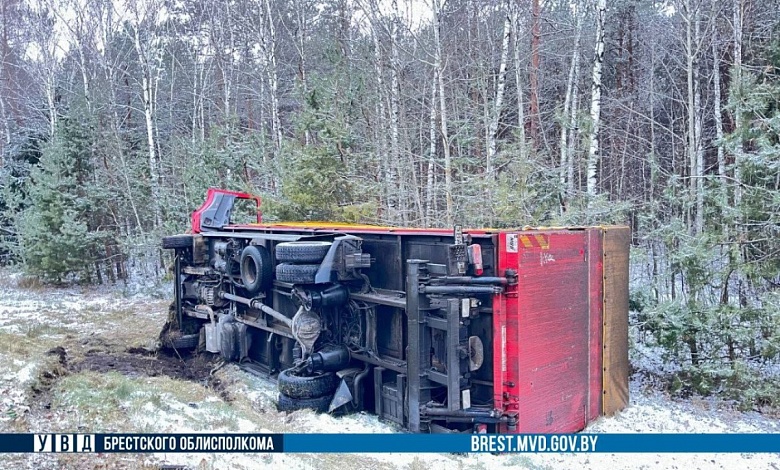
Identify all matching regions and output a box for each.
[0,89,9,150]
[293,0,310,145]
[649,43,657,202]
[694,7,704,235]
[528,0,541,148]
[433,0,453,226]
[262,0,282,154]
[98,4,143,232]
[0,0,11,152]
[225,5,235,122]
[487,13,511,177]
[711,0,725,181]
[390,0,402,223]
[684,0,703,235]
[512,5,528,162]
[199,61,206,142]
[567,48,581,197]
[132,23,162,229]
[368,22,389,220]
[426,72,437,226]
[586,0,607,200]
[733,0,743,204]
[560,1,582,209]
[191,60,199,144]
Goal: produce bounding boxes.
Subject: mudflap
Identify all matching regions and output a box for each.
[328,379,353,413]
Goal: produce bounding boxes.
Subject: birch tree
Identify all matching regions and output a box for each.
[259,0,282,154]
[486,8,511,178]
[682,0,704,234]
[389,0,402,223]
[732,0,743,204]
[27,0,61,138]
[711,0,725,182]
[528,0,541,148]
[426,72,436,226]
[126,0,166,229]
[511,3,527,162]
[0,0,21,150]
[432,0,453,225]
[560,0,582,208]
[55,0,93,113]
[586,0,607,200]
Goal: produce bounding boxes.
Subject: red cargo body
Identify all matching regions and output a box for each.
[495,229,604,433]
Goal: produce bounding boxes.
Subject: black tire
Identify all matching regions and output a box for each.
[162,333,199,350]
[276,393,332,413]
[240,245,273,294]
[162,235,193,250]
[275,263,319,284]
[277,368,338,399]
[275,241,332,263]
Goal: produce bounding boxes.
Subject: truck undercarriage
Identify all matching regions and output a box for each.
[161,188,630,434]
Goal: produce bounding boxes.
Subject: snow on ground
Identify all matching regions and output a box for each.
[0,270,779,469]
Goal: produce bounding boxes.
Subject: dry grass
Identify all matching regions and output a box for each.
[14,275,45,291]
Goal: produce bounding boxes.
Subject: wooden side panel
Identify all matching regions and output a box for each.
[602,226,630,415]
[587,228,603,422]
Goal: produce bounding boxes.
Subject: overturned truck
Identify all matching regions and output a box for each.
[161,188,630,433]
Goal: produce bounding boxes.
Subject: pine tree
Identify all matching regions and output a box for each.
[17,118,103,282]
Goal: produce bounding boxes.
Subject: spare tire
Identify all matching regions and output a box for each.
[277,368,338,399]
[240,245,273,294]
[275,263,319,284]
[277,392,332,413]
[275,241,332,263]
[162,235,193,250]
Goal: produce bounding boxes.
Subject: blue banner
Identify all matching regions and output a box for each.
[0,433,779,453]
[284,433,780,453]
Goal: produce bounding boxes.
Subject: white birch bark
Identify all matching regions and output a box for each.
[426,72,436,226]
[433,0,453,225]
[0,0,11,149]
[684,0,703,234]
[261,0,282,153]
[694,6,704,235]
[487,12,511,177]
[586,0,607,200]
[369,23,388,218]
[733,0,743,204]
[128,2,163,229]
[566,47,581,197]
[512,5,527,162]
[98,3,143,231]
[711,0,725,181]
[389,0,402,223]
[560,1,582,205]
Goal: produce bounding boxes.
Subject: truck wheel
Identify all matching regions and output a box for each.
[275,263,319,284]
[275,241,332,263]
[161,333,199,350]
[240,245,272,294]
[162,235,193,250]
[277,368,338,399]
[277,392,332,413]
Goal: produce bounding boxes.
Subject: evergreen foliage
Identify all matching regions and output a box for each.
[15,118,106,282]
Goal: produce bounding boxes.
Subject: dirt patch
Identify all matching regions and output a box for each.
[46,346,68,366]
[30,343,235,408]
[69,348,236,402]
[71,350,212,382]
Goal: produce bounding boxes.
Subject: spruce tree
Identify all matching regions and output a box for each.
[17,118,102,282]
